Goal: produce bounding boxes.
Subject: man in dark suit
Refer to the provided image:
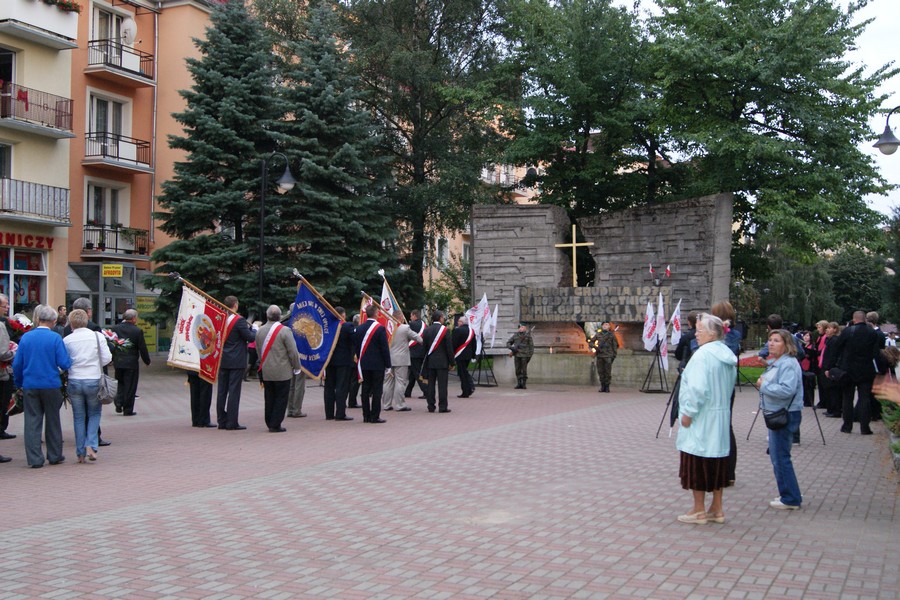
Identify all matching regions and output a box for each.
[405,309,427,399]
[323,307,354,422]
[421,310,454,413]
[353,304,391,423]
[216,296,256,430]
[347,313,361,408]
[452,315,476,398]
[112,308,151,416]
[832,310,882,435]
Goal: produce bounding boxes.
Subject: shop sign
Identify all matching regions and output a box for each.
[102,263,124,278]
[0,233,55,249]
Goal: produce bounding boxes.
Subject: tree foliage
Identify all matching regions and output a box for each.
[827,246,888,323]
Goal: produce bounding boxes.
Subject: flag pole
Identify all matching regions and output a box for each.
[293,274,341,319]
[166,272,236,314]
[361,291,401,326]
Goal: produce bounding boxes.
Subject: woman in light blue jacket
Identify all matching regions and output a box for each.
[676,313,738,524]
[757,329,803,510]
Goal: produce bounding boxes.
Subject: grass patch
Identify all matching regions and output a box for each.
[739,366,765,382]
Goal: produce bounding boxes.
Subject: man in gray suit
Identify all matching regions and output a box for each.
[256,305,301,432]
[383,310,423,412]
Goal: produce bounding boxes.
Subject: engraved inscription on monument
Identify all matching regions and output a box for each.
[520,287,672,323]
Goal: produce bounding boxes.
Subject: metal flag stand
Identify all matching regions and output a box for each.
[473,336,498,387]
[640,337,670,393]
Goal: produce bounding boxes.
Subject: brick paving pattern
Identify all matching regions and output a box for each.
[1,359,897,599]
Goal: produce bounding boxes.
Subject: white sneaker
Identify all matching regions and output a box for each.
[769,499,800,510]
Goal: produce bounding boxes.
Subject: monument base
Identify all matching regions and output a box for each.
[486,351,677,389]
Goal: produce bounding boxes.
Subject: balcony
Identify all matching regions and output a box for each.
[85,40,155,87]
[83,132,153,173]
[0,178,70,226]
[0,0,78,50]
[0,83,74,139]
[82,224,149,259]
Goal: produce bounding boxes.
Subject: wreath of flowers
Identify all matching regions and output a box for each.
[102,329,134,353]
[39,0,83,15]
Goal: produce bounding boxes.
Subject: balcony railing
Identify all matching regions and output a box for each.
[84,132,152,171]
[0,178,70,225]
[0,82,73,133]
[83,225,149,256]
[87,40,155,81]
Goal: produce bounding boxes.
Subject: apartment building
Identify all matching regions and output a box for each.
[0,0,77,314]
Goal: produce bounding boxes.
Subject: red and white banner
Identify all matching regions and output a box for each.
[642,301,656,352]
[464,292,491,356]
[167,285,229,384]
[361,291,397,343]
[656,292,668,371]
[669,298,683,347]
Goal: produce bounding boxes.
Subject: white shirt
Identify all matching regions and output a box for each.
[63,328,112,380]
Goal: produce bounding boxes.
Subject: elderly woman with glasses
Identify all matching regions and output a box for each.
[675,313,737,524]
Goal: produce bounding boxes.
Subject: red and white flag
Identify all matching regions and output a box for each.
[669,298,683,347]
[464,293,491,356]
[167,285,229,384]
[656,292,668,371]
[665,264,671,278]
[642,300,656,352]
[648,263,654,276]
[487,304,499,348]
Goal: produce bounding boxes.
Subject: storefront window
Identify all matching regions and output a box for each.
[0,247,47,315]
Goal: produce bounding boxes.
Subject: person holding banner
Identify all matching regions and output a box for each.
[216,296,256,430]
[384,310,423,412]
[324,307,355,421]
[256,305,301,432]
[452,316,476,398]
[422,310,454,413]
[353,304,392,423]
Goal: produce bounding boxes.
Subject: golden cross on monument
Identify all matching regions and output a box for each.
[555,224,594,288]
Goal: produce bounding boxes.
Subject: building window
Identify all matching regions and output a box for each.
[436,237,449,268]
[462,242,471,263]
[0,144,10,180]
[0,247,47,315]
[90,95,123,136]
[94,7,123,43]
[87,183,120,226]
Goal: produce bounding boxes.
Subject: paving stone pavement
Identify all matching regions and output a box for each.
[1,357,897,599]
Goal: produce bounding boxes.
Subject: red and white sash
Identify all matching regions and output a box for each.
[223,313,240,340]
[257,322,284,372]
[428,325,447,356]
[357,319,382,381]
[454,327,474,359]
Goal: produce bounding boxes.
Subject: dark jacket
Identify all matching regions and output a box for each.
[833,322,881,383]
[112,321,151,370]
[674,327,696,371]
[329,321,356,367]
[353,319,391,371]
[220,316,255,369]
[421,321,454,369]
[408,318,426,359]
[452,324,476,362]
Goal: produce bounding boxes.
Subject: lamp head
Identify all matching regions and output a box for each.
[276,164,296,193]
[874,123,900,156]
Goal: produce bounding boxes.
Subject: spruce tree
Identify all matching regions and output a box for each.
[266,0,396,309]
[148,0,277,319]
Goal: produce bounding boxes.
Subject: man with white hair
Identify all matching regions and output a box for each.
[112,308,151,416]
[256,305,301,432]
[383,310,422,412]
[12,305,72,468]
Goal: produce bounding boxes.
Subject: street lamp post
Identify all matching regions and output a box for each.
[259,151,296,312]
[874,105,900,155]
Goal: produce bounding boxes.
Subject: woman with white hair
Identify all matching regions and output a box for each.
[675,313,737,524]
[63,309,112,463]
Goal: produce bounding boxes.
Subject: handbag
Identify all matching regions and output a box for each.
[828,366,847,383]
[761,394,789,430]
[95,333,117,405]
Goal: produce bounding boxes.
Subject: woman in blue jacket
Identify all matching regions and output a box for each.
[676,313,738,524]
[757,329,804,510]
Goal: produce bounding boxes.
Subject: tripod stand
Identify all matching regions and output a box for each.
[655,374,681,438]
[472,337,498,387]
[641,338,670,393]
[745,372,825,445]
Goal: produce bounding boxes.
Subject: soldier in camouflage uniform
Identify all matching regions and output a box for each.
[507,323,534,389]
[589,322,618,393]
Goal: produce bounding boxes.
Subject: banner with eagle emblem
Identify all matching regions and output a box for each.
[288,277,342,379]
[167,284,229,384]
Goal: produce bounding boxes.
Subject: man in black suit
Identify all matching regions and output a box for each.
[323,307,354,422]
[832,310,882,435]
[0,294,15,457]
[216,296,256,430]
[405,309,427,399]
[112,309,151,416]
[421,310,454,413]
[353,305,391,423]
[452,315,476,398]
[347,313,361,408]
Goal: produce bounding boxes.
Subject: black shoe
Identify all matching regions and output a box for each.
[98,439,111,447]
[49,457,65,465]
[860,429,874,435]
[204,423,217,428]
[226,425,247,430]
[428,408,436,413]
[439,409,452,413]
[396,407,411,412]
[457,394,470,398]
[369,418,386,423]
[334,416,354,421]
[30,464,43,469]
[218,425,227,430]
[814,403,827,410]
[115,405,123,413]
[840,426,852,433]
[348,404,360,408]
[123,412,137,416]
[326,416,335,420]
[268,427,287,433]
[823,412,838,418]
[0,455,11,463]
[0,431,16,440]
[418,395,427,399]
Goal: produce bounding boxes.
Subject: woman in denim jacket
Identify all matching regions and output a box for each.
[757,329,804,510]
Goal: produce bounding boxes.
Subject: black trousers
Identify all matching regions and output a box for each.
[188,372,213,426]
[0,377,11,432]
[324,364,352,419]
[263,379,290,430]
[115,367,140,415]
[406,357,427,397]
[216,368,244,428]
[456,359,474,396]
[425,367,449,411]
[360,369,385,422]
[842,378,873,432]
[348,372,360,407]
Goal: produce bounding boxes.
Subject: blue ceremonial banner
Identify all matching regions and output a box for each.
[288,278,342,379]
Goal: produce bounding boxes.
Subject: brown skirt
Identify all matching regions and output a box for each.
[680,451,732,492]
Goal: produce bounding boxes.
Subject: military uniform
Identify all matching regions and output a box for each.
[506,328,534,389]
[589,329,618,392]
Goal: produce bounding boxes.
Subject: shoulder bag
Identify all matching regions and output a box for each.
[761,392,788,430]
[95,333,118,405]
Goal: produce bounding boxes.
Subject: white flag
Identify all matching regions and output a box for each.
[642,301,656,352]
[488,304,499,348]
[669,298,683,347]
[656,292,668,371]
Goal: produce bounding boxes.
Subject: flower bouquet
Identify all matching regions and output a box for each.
[8,314,33,343]
[102,329,133,354]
